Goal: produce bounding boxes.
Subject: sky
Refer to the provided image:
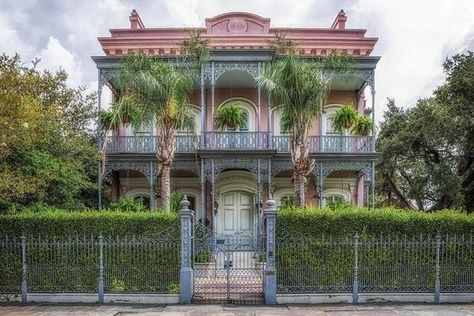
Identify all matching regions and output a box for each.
[0,0,473,122]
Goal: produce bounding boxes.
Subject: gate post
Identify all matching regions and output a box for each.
[20,235,27,303]
[434,234,441,304]
[180,195,193,304]
[264,199,277,305]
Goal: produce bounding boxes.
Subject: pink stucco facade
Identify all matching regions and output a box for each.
[96,10,379,219]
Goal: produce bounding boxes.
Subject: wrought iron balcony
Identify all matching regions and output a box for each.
[203,132,270,150]
[104,134,374,154]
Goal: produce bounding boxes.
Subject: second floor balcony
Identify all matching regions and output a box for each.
[103,132,374,155]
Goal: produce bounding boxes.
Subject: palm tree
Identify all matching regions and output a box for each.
[107,52,197,211]
[257,52,350,207]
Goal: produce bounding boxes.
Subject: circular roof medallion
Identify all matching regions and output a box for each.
[228,17,247,33]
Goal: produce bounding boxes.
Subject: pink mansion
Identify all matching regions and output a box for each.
[94,10,379,234]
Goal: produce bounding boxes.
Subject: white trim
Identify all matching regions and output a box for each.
[322,104,347,136]
[273,188,294,207]
[125,188,151,199]
[321,188,351,206]
[175,188,201,219]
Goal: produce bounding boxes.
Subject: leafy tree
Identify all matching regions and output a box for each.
[0,54,98,210]
[376,52,474,211]
[258,47,350,207]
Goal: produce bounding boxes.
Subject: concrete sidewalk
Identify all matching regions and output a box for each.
[1,304,474,315]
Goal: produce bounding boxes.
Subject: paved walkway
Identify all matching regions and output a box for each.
[1,304,474,315]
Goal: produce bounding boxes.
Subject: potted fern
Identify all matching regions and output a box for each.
[215,102,246,131]
[351,115,372,136]
[332,105,358,132]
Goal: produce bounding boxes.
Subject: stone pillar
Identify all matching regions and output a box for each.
[264,199,277,305]
[179,196,193,303]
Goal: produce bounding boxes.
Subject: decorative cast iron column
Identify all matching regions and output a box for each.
[264,198,277,304]
[200,159,206,223]
[179,195,193,303]
[149,161,155,211]
[97,70,103,210]
[200,65,206,147]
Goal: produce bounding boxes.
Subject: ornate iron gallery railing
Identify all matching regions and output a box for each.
[104,134,374,154]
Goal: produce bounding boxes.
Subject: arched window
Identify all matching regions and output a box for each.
[279,195,295,209]
[218,99,256,132]
[222,108,249,132]
[323,106,348,136]
[133,194,151,209]
[325,115,341,135]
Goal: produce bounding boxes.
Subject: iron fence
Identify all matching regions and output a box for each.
[0,235,180,297]
[276,234,474,296]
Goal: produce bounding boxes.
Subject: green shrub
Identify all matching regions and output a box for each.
[277,206,474,237]
[0,210,181,294]
[276,207,474,294]
[0,209,179,237]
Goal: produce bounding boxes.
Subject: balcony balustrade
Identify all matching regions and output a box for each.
[104,133,374,154]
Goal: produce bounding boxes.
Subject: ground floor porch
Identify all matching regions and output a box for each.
[103,157,374,231]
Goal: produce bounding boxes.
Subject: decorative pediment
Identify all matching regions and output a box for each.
[205,12,270,35]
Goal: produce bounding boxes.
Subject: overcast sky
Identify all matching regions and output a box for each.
[1,0,473,122]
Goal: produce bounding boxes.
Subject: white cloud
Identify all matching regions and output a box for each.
[38,36,83,86]
[347,0,474,120]
[0,11,34,58]
[0,0,473,124]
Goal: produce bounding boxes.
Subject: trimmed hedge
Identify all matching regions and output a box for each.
[0,210,181,294]
[277,207,474,237]
[0,209,180,237]
[276,207,474,294]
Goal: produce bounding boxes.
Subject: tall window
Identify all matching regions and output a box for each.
[279,195,295,209]
[133,195,151,209]
[325,116,341,135]
[225,109,249,132]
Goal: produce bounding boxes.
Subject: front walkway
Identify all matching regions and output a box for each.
[1,304,474,315]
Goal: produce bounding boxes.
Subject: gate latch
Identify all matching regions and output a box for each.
[224,260,233,268]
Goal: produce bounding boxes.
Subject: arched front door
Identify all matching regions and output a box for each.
[217,191,254,236]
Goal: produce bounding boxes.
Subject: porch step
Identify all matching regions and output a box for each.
[192,295,264,305]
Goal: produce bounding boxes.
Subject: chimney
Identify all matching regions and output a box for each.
[331,10,347,30]
[129,9,145,29]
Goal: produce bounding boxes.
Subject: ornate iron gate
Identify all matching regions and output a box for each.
[192,218,265,303]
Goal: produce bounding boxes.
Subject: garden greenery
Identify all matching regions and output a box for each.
[277,206,474,237]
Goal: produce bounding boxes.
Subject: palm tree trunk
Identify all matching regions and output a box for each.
[161,164,171,211]
[294,172,306,207]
